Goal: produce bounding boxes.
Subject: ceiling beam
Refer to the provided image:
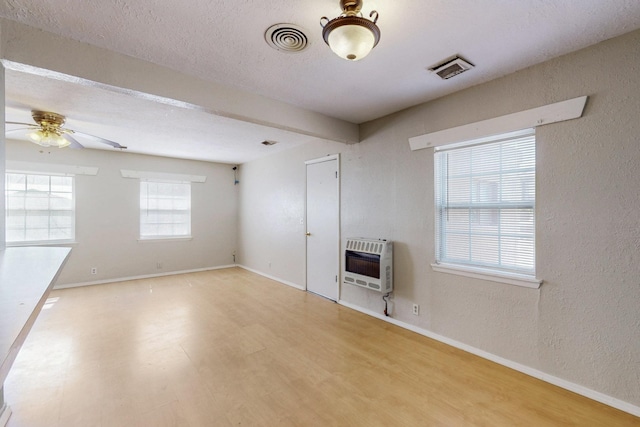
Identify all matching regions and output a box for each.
[0,18,359,144]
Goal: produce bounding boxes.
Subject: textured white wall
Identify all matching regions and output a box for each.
[6,141,238,285]
[238,29,640,408]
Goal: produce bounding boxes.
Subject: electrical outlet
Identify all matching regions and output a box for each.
[91,267,97,275]
[412,304,419,316]
[156,262,163,269]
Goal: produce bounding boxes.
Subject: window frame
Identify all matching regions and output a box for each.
[432,129,542,288]
[5,171,76,246]
[139,179,192,241]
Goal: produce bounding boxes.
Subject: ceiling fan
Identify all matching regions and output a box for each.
[6,110,127,150]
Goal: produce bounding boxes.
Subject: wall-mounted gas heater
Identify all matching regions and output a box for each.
[343,238,393,292]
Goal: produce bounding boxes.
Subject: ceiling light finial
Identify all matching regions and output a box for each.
[320,0,380,61]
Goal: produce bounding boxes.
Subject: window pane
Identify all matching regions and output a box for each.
[27,175,50,192]
[7,194,26,210]
[448,177,471,203]
[471,235,499,265]
[25,193,50,210]
[435,131,535,275]
[445,232,470,262]
[6,174,26,191]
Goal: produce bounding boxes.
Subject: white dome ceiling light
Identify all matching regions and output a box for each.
[320,0,380,61]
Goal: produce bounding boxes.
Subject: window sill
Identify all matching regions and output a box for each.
[137,236,193,243]
[6,241,78,248]
[431,262,542,289]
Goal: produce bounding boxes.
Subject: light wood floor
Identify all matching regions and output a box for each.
[5,268,638,426]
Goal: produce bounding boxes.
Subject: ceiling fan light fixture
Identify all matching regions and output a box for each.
[6,110,126,150]
[25,111,71,148]
[28,129,70,148]
[321,0,380,61]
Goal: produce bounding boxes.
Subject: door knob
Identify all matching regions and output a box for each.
[306,232,311,236]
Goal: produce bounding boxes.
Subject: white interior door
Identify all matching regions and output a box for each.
[305,155,339,301]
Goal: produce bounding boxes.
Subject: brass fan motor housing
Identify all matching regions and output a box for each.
[31,111,67,133]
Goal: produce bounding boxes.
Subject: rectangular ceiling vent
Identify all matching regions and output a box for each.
[429,56,474,80]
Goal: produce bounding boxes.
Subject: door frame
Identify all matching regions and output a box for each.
[304,154,341,301]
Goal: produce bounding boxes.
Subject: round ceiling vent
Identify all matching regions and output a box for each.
[265,24,309,53]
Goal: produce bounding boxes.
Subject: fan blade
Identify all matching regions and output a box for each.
[62,134,85,149]
[6,121,37,127]
[73,131,127,149]
[6,127,35,134]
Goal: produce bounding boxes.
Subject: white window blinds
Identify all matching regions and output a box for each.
[5,172,75,244]
[434,130,535,276]
[140,180,191,239]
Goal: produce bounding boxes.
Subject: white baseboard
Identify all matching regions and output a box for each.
[337,299,640,418]
[54,264,238,289]
[237,265,305,291]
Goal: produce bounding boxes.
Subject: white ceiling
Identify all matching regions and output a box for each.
[2,0,640,163]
